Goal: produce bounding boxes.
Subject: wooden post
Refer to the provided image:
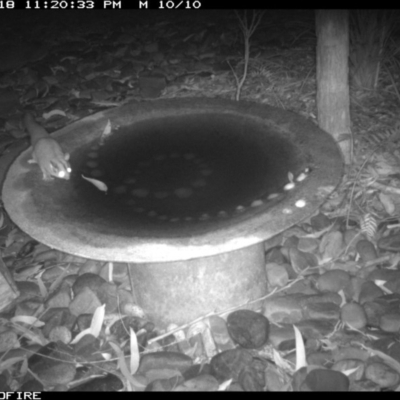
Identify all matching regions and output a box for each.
[316,10,351,165]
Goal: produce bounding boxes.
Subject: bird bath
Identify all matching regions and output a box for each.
[3,98,343,326]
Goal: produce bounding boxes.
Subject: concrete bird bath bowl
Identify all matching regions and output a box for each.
[3,98,343,326]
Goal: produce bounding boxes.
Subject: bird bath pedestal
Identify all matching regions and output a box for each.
[3,99,343,327]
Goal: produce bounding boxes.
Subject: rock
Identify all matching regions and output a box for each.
[363,295,400,327]
[78,259,103,275]
[365,362,399,388]
[138,351,193,375]
[372,338,400,364]
[210,349,253,381]
[367,270,400,294]
[316,269,351,293]
[174,374,219,391]
[69,287,102,316]
[100,262,128,283]
[263,295,303,324]
[28,342,76,387]
[145,376,183,391]
[138,73,166,98]
[310,212,331,230]
[284,278,318,295]
[289,247,318,272]
[265,247,286,264]
[42,264,80,282]
[341,302,367,330]
[356,240,378,263]
[0,89,20,116]
[297,237,319,253]
[239,358,267,392]
[265,263,289,288]
[263,293,341,324]
[74,334,104,362]
[358,281,384,305]
[303,368,349,391]
[73,314,93,333]
[0,330,19,352]
[183,364,212,381]
[15,299,43,316]
[307,352,334,368]
[332,359,365,381]
[208,315,235,352]
[333,346,369,362]
[110,316,154,350]
[379,313,400,332]
[349,379,380,391]
[264,362,289,391]
[319,231,343,261]
[69,374,124,391]
[41,308,76,338]
[295,320,336,340]
[0,374,11,392]
[378,232,400,252]
[227,310,269,349]
[19,379,43,392]
[303,301,340,321]
[45,285,71,309]
[97,282,118,313]
[49,326,72,344]
[72,273,107,297]
[15,281,41,302]
[268,324,295,351]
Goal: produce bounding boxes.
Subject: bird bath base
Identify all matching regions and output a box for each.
[3,98,343,327]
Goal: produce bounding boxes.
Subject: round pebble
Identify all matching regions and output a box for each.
[379,313,400,333]
[87,152,98,158]
[365,362,399,388]
[49,326,72,344]
[91,169,104,178]
[210,348,253,381]
[201,169,213,176]
[251,200,263,207]
[227,309,270,349]
[86,161,98,168]
[174,188,193,198]
[304,369,350,391]
[154,191,169,199]
[316,270,351,293]
[341,302,367,330]
[132,188,149,198]
[267,193,279,200]
[113,185,127,195]
[191,179,207,188]
[123,177,137,184]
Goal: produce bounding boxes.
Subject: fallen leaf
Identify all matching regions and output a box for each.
[82,175,108,193]
[294,325,307,371]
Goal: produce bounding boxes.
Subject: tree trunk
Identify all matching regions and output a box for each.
[316,10,351,164]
